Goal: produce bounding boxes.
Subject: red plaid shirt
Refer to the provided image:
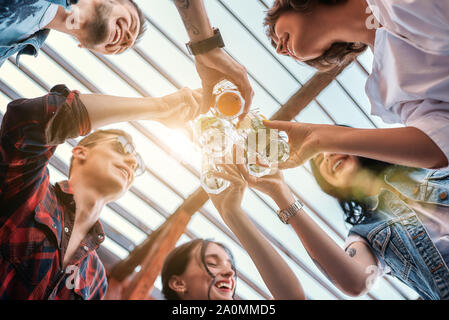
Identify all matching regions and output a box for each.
[0,85,108,299]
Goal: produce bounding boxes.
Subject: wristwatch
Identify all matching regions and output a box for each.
[186,28,225,55]
[277,200,303,224]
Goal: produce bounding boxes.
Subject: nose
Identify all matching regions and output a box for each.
[276,41,285,55]
[323,152,336,161]
[219,264,235,280]
[275,38,289,56]
[275,40,282,54]
[124,153,138,173]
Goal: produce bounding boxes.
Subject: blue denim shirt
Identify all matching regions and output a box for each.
[0,0,78,67]
[350,167,449,300]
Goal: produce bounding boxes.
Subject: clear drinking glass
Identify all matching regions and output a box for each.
[238,111,290,173]
[200,155,230,194]
[212,80,245,120]
[247,157,274,178]
[193,114,234,158]
[264,131,290,164]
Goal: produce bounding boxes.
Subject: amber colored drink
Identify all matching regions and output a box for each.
[216,91,243,117]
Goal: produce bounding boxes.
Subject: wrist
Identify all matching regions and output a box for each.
[318,124,350,153]
[186,28,224,56]
[220,206,245,224]
[277,199,303,224]
[271,185,295,211]
[190,28,214,42]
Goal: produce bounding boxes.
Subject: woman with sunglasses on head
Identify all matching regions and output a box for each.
[236,146,449,299]
[161,159,306,300]
[262,0,449,171]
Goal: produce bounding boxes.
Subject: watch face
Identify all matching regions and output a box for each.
[278,200,302,224]
[279,212,288,224]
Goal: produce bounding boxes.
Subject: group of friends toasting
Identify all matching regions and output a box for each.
[0,0,448,300]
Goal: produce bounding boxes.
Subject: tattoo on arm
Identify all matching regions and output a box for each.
[174,0,190,9]
[346,247,357,258]
[174,0,200,36]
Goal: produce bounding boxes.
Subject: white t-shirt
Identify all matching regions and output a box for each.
[345,199,449,275]
[365,0,449,168]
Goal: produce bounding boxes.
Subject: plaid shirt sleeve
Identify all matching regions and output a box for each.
[0,84,91,205]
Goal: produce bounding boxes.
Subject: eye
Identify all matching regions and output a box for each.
[111,141,125,154]
[206,260,217,267]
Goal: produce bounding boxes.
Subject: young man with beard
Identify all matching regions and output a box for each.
[1,0,254,118]
[0,85,201,299]
[0,0,146,67]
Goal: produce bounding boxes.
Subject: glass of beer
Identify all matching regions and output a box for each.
[212,80,245,120]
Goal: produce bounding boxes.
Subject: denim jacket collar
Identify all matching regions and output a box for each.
[363,166,449,210]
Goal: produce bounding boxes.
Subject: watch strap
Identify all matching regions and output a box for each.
[277,200,303,224]
[186,28,225,56]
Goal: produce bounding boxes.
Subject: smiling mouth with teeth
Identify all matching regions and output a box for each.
[332,159,344,173]
[215,281,232,290]
[117,167,129,180]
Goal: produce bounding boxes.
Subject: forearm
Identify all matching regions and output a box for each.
[79,94,160,130]
[174,0,214,41]
[288,211,370,296]
[325,126,447,169]
[221,208,305,300]
[270,189,372,296]
[78,89,199,130]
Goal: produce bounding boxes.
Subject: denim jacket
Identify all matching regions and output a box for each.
[350,167,449,299]
[0,0,78,67]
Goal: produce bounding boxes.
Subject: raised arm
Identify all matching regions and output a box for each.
[237,165,380,297]
[0,85,201,203]
[208,164,305,300]
[173,0,214,41]
[173,0,253,119]
[263,121,448,170]
[79,87,201,129]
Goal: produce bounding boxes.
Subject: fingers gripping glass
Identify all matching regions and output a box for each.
[84,135,146,177]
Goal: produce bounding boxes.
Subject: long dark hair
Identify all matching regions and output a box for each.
[161,239,237,300]
[310,155,392,225]
[263,0,367,71]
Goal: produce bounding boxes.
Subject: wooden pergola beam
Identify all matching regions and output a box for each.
[271,51,363,121]
[121,209,192,300]
[106,188,209,299]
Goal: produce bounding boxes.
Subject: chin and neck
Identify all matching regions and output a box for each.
[350,169,387,199]
[324,0,378,48]
[68,173,122,229]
